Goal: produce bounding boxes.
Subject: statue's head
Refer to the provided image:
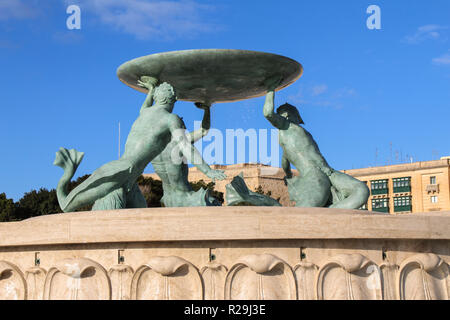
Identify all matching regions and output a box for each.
[277,103,304,125]
[154,82,177,105]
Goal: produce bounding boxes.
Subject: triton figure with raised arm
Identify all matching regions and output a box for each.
[151,102,222,207]
[53,76,226,212]
[262,76,369,209]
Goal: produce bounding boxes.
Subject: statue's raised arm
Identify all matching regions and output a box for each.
[187,102,211,143]
[137,76,158,113]
[168,114,226,182]
[262,75,289,130]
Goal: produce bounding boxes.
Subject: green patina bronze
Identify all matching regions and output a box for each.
[262,76,369,209]
[151,102,221,207]
[55,49,366,211]
[225,173,282,207]
[113,49,301,208]
[117,49,302,104]
[150,102,279,207]
[54,77,226,212]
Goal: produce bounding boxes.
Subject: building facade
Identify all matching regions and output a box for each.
[144,159,450,213]
[343,158,450,214]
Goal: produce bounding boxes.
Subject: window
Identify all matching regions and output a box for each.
[394,196,412,212]
[371,179,388,195]
[431,196,438,203]
[393,177,411,193]
[372,198,389,213]
[430,176,436,185]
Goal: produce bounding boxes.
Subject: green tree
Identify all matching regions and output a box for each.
[136,176,224,207]
[137,175,164,207]
[3,175,225,222]
[254,185,280,202]
[13,174,93,221]
[0,193,17,222]
[15,188,60,220]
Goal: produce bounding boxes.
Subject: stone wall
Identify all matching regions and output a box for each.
[0,207,448,300]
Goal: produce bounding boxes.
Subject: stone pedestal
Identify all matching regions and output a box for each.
[0,207,448,300]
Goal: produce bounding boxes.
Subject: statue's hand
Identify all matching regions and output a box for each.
[264,75,283,92]
[138,76,159,90]
[206,169,227,181]
[194,102,211,110]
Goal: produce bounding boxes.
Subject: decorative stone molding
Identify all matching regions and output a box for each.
[131,256,203,300]
[379,263,399,300]
[294,262,318,300]
[108,264,134,300]
[25,267,46,300]
[201,263,228,300]
[0,261,27,300]
[316,254,382,300]
[0,208,448,300]
[398,253,449,300]
[225,254,297,300]
[43,258,111,300]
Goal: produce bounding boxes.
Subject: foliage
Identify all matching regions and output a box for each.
[254,185,272,197]
[254,185,281,203]
[190,179,224,205]
[0,193,17,222]
[14,188,60,220]
[1,175,225,221]
[136,175,164,207]
[136,176,224,207]
[13,175,93,220]
[0,175,92,222]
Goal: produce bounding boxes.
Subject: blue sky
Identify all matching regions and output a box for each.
[0,0,449,201]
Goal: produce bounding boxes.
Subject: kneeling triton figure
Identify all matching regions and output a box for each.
[262,76,369,209]
[54,77,226,212]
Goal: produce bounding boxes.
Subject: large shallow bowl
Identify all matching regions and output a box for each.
[117,49,303,104]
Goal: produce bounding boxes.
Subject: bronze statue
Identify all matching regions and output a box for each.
[54,77,226,212]
[151,102,222,207]
[263,77,369,209]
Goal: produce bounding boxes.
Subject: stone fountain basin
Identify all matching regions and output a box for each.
[117,49,303,104]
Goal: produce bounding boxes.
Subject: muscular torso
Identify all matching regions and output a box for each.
[121,107,174,178]
[279,122,331,173]
[151,139,192,192]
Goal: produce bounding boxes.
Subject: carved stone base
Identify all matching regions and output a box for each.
[0,207,448,300]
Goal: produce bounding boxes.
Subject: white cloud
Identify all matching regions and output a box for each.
[432,51,450,66]
[288,85,357,109]
[71,0,219,40]
[311,84,327,96]
[0,0,36,21]
[333,87,357,98]
[403,25,448,44]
